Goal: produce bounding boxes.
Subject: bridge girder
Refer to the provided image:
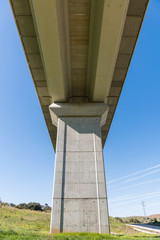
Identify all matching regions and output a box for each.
[10,0,149,150]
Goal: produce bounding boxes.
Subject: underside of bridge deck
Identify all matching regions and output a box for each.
[10,0,149,150]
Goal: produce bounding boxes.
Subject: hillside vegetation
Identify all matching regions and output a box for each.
[121,215,160,225]
[0,206,159,240]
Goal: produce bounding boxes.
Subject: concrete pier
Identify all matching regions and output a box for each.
[49,103,110,233]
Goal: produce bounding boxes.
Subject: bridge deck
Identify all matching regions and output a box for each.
[10,0,149,150]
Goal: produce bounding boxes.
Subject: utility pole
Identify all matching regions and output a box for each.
[142,200,147,223]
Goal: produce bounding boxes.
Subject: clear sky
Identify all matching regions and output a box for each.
[0,0,160,217]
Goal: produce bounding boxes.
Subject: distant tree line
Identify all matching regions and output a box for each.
[0,200,51,212]
[115,216,160,226]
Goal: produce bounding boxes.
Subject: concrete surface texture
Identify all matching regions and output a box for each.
[50,104,110,233]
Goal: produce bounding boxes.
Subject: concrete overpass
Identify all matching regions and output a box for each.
[10,0,149,234]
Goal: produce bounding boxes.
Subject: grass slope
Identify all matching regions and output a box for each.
[0,206,159,240]
[109,218,138,235]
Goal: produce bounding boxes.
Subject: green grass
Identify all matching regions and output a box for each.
[0,206,160,240]
[109,218,138,235]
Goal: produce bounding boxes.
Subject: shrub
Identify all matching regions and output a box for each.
[27,202,42,211]
[129,218,141,224]
[15,203,27,209]
[115,217,123,223]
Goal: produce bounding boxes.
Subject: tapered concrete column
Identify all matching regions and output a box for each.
[49,103,110,233]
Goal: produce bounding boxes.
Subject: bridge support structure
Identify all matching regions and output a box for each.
[49,103,110,233]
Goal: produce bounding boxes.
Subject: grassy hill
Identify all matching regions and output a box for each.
[121,216,145,223]
[148,215,160,221]
[0,206,159,240]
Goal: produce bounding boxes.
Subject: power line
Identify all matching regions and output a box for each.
[107,164,160,184]
[109,192,160,206]
[110,191,160,202]
[107,168,160,187]
[108,177,160,192]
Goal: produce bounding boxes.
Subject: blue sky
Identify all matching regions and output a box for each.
[0,0,160,217]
